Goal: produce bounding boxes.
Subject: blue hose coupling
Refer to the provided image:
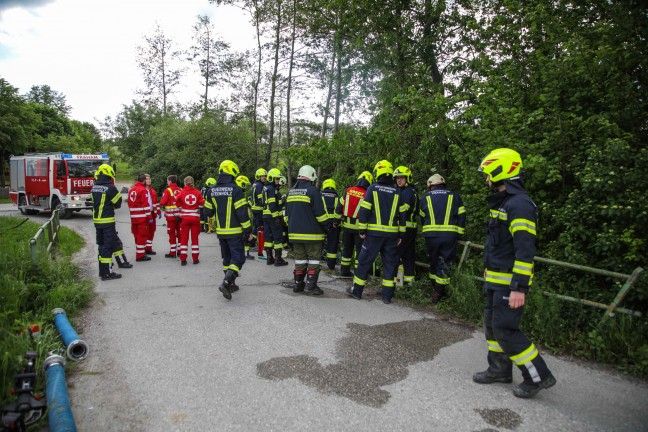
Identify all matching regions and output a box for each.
[51,308,89,361]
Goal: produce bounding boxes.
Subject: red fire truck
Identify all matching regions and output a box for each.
[9,153,111,219]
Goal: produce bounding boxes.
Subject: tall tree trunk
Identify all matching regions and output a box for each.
[321,36,337,139]
[161,45,168,115]
[285,0,297,187]
[265,0,283,167]
[253,0,263,167]
[333,32,343,133]
[203,24,211,114]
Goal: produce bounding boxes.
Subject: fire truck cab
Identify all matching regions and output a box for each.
[9,153,110,219]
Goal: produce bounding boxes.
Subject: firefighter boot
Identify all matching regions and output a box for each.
[116,255,133,269]
[381,286,395,304]
[513,354,555,398]
[431,283,446,304]
[293,269,306,293]
[346,283,362,300]
[219,269,237,300]
[265,248,275,265]
[274,249,289,267]
[305,269,323,295]
[473,351,513,384]
[339,265,352,277]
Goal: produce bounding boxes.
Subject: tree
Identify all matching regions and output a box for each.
[136,25,184,115]
[25,84,72,117]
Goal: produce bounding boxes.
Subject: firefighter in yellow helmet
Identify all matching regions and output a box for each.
[236,175,256,260]
[393,166,418,287]
[347,160,405,304]
[204,161,253,300]
[262,168,289,266]
[335,170,373,276]
[201,177,216,233]
[91,164,124,280]
[321,179,341,270]
[251,168,267,256]
[473,148,556,398]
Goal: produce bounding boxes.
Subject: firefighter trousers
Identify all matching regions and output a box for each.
[96,223,117,277]
[262,217,284,251]
[252,211,263,236]
[179,218,200,262]
[219,237,246,274]
[165,217,181,256]
[483,285,552,384]
[324,226,340,269]
[340,229,363,273]
[131,223,148,259]
[396,229,417,284]
[425,236,458,288]
[352,235,399,300]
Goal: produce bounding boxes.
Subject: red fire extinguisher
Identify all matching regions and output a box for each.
[257,226,265,258]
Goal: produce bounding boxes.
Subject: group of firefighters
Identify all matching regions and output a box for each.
[90,147,555,399]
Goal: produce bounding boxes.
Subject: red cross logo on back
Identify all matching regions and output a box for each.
[185,194,197,206]
[129,191,137,202]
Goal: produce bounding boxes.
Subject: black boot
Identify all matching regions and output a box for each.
[339,265,352,277]
[274,249,288,267]
[265,248,275,265]
[305,269,323,295]
[513,373,556,398]
[431,283,447,304]
[473,351,513,384]
[381,286,394,304]
[219,269,238,300]
[116,255,133,269]
[293,269,306,293]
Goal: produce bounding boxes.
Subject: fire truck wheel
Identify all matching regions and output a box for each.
[18,195,38,215]
[52,197,73,219]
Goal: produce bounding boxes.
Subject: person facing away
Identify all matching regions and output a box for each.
[127,173,152,262]
[175,176,205,265]
[144,174,160,255]
[473,147,556,399]
[159,175,182,258]
[262,168,289,266]
[321,179,342,270]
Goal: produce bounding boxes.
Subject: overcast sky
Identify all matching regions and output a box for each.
[0,0,255,125]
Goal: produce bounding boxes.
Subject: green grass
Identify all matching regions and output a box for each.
[0,198,11,204]
[0,216,93,407]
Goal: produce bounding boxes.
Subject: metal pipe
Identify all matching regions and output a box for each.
[43,355,77,432]
[51,308,89,361]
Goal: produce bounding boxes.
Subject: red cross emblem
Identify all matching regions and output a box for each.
[185,194,197,205]
[129,191,137,202]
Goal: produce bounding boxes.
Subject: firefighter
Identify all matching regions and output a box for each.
[144,174,159,255]
[201,178,216,233]
[236,175,256,260]
[419,174,466,303]
[262,168,288,266]
[335,171,373,276]
[473,148,556,399]
[286,165,329,295]
[346,160,405,304]
[278,175,289,250]
[176,176,205,265]
[393,166,418,287]
[159,175,182,258]
[128,173,152,262]
[91,164,123,280]
[204,161,253,300]
[251,168,267,254]
[321,179,341,270]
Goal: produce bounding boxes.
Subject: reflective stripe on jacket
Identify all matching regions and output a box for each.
[419,186,466,238]
[160,184,181,217]
[91,175,121,224]
[262,183,282,218]
[321,189,340,221]
[128,181,151,224]
[399,184,419,230]
[176,185,205,219]
[357,180,404,237]
[251,180,265,212]
[203,173,252,238]
[286,179,329,243]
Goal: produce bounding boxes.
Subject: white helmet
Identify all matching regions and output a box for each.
[298,165,317,181]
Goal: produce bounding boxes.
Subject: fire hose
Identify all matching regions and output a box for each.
[43,355,77,432]
[51,308,89,361]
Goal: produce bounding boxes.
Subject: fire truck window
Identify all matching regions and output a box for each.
[26,159,47,176]
[56,161,66,179]
[67,160,102,178]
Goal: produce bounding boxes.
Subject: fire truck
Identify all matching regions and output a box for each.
[9,153,111,219]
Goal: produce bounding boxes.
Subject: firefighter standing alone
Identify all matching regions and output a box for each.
[473,148,556,398]
[91,164,123,281]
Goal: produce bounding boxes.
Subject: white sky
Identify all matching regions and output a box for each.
[0,0,256,125]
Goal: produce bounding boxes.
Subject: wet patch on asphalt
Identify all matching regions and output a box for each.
[475,408,522,430]
[257,318,472,407]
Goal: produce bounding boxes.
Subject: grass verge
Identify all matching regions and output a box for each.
[0,216,93,407]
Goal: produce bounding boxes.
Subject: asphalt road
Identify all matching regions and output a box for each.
[2,201,647,432]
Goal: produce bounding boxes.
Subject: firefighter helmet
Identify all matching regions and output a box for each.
[267,168,282,182]
[479,148,523,182]
[236,175,251,188]
[357,171,374,184]
[205,177,216,187]
[393,165,412,182]
[255,168,267,180]
[94,163,115,179]
[278,176,287,186]
[427,174,445,186]
[322,179,336,190]
[219,160,240,177]
[298,165,317,181]
[373,160,394,179]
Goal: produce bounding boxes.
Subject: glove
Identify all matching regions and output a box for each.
[158,213,162,219]
[149,218,154,224]
[175,216,182,223]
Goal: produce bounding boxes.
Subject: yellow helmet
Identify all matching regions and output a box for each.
[357,171,374,184]
[94,163,115,179]
[236,175,251,188]
[479,148,523,182]
[373,160,394,179]
[255,168,267,180]
[219,160,240,177]
[393,165,412,182]
[322,179,336,190]
[267,168,281,182]
[205,177,216,187]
